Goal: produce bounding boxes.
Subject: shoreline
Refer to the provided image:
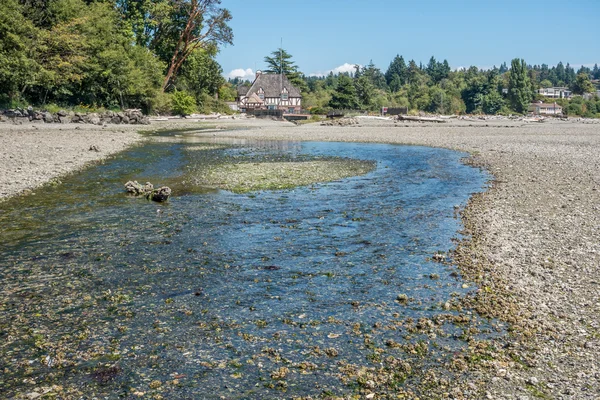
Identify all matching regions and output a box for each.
[1,117,599,398]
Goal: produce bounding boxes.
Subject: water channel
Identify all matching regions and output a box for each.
[0,132,491,398]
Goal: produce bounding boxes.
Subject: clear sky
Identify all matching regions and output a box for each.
[216,0,599,80]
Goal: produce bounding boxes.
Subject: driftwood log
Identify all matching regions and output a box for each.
[396,115,446,123]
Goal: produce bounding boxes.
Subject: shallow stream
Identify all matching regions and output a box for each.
[0,132,491,398]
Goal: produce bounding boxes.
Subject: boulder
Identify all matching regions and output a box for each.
[147,186,171,202]
[43,112,54,123]
[124,180,146,195]
[124,181,170,202]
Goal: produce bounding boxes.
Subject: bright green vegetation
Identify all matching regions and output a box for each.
[193,159,376,193]
[0,0,234,115]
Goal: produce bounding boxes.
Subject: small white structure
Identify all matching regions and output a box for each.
[538,87,572,99]
[528,101,563,115]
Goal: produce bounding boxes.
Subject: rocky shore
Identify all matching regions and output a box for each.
[1,117,599,398]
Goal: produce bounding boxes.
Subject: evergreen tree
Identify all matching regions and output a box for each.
[555,62,566,85]
[385,54,407,87]
[508,58,532,114]
[263,48,307,92]
[328,74,358,110]
[564,63,576,86]
[499,62,508,74]
[354,74,375,109]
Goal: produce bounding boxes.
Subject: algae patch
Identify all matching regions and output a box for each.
[194,159,376,193]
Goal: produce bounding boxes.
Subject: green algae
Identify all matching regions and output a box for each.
[193,159,376,193]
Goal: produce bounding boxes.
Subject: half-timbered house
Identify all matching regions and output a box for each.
[237,71,302,113]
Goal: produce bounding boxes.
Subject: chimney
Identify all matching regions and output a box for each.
[256,70,262,80]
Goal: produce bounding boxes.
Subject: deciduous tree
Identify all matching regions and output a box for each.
[161,0,232,91]
[572,72,595,95]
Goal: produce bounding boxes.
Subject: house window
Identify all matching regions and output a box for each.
[281,93,288,100]
[258,93,264,100]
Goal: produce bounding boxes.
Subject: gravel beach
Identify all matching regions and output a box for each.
[1,116,599,399]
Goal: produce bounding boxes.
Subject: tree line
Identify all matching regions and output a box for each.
[0,0,233,115]
[244,50,600,117]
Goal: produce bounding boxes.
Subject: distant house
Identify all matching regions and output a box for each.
[237,71,302,113]
[528,101,563,115]
[538,87,572,99]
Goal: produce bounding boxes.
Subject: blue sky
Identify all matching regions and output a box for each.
[216,0,600,80]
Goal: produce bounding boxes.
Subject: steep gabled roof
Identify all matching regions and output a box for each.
[247,73,302,98]
[246,92,263,104]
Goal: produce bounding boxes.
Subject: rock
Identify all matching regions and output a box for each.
[125,180,146,195]
[43,112,54,123]
[124,181,169,202]
[87,113,101,125]
[57,110,68,117]
[111,116,121,124]
[527,376,539,385]
[89,145,100,152]
[121,115,129,124]
[147,186,171,202]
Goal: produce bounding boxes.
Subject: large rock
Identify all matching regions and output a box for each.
[124,181,170,202]
[147,187,171,202]
[43,112,54,123]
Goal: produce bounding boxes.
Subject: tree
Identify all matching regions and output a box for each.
[385,54,407,87]
[263,47,307,92]
[160,0,232,91]
[354,74,375,109]
[572,72,595,95]
[177,45,225,103]
[328,75,358,110]
[499,62,508,74]
[0,0,45,105]
[508,58,532,113]
[361,60,386,90]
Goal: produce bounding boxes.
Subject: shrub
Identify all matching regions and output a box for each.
[171,90,197,116]
[149,91,173,115]
[197,93,233,115]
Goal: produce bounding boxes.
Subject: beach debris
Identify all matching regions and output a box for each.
[321,117,359,126]
[124,180,171,202]
[395,115,446,123]
[89,145,100,152]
